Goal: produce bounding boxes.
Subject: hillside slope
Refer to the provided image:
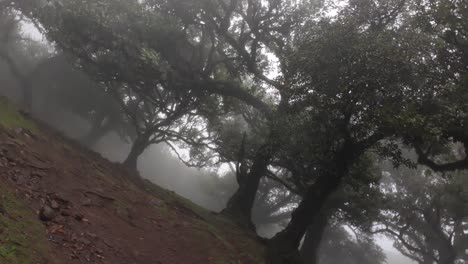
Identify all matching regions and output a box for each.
[0,98,264,264]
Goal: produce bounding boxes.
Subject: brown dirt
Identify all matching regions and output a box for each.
[0,119,264,263]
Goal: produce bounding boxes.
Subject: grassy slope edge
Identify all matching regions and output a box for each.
[0,97,265,263]
[0,97,51,264]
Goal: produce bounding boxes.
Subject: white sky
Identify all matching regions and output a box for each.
[21,21,44,41]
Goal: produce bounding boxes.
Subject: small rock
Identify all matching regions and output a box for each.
[39,205,56,222]
[31,171,45,178]
[74,214,84,221]
[81,197,93,206]
[61,210,71,217]
[168,247,177,252]
[14,128,24,135]
[19,109,31,117]
[85,232,97,239]
[50,200,60,210]
[48,234,64,244]
[0,203,5,215]
[78,237,91,245]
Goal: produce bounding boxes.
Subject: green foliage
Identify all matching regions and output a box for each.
[377,154,468,263]
[8,0,468,261]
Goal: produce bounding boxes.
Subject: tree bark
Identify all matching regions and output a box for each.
[123,134,150,171]
[300,211,329,264]
[422,235,434,264]
[423,209,457,264]
[222,143,274,230]
[266,155,348,264]
[453,219,468,260]
[437,246,456,264]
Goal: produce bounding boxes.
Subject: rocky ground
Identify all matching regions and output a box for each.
[0,98,263,264]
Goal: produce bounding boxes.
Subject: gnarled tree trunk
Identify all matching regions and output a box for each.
[222,143,274,230]
[266,153,349,264]
[423,209,457,264]
[123,133,150,171]
[300,212,329,264]
[422,236,435,264]
[436,240,457,264]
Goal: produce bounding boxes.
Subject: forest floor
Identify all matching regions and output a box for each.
[0,97,264,264]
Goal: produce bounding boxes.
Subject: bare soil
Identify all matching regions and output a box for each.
[0,115,264,264]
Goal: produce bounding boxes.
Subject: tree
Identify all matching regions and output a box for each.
[12,0,468,263]
[11,0,277,225]
[13,0,225,171]
[374,157,468,264]
[295,153,383,264]
[0,7,48,111]
[110,81,209,170]
[252,178,298,227]
[398,0,468,174]
[266,1,428,261]
[267,0,468,261]
[309,223,386,264]
[28,54,134,147]
[0,11,131,146]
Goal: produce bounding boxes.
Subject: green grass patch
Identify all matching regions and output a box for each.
[0,184,51,264]
[0,97,37,132]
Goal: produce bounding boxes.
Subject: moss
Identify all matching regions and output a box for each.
[0,184,51,264]
[0,97,37,132]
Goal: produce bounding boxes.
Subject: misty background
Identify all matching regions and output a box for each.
[3,0,466,261]
[0,21,418,264]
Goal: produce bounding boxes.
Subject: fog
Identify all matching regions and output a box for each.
[37,106,416,264]
[95,132,237,212]
[0,58,415,263]
[2,4,463,263]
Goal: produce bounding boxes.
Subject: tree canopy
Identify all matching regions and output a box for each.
[2,0,468,263]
